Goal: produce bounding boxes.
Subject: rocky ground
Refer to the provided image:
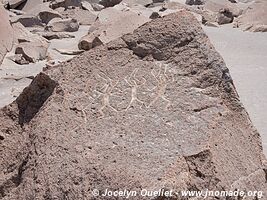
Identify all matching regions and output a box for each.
[0,0,267,199]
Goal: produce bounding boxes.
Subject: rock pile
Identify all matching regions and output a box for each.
[235,0,267,32]
[0,10,266,200]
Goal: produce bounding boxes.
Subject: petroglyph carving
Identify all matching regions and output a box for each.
[148,63,173,110]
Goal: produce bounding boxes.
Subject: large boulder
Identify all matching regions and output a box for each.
[46,18,79,32]
[217,8,234,25]
[236,0,267,32]
[0,11,266,200]
[0,6,13,64]
[14,42,48,63]
[11,22,49,63]
[57,7,97,25]
[28,4,63,24]
[10,15,43,27]
[4,0,26,9]
[79,7,149,50]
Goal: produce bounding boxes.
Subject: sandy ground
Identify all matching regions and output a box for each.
[203,25,267,155]
[0,25,89,108]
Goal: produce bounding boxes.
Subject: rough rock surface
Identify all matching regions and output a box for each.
[0,6,14,64]
[0,11,266,200]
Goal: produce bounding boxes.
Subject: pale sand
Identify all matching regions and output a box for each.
[203,25,267,155]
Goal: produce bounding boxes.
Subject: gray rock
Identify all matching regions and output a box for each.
[9,9,26,15]
[11,15,43,27]
[28,5,63,24]
[81,1,94,11]
[4,0,26,9]
[49,0,82,9]
[99,0,122,7]
[58,7,97,25]
[8,53,30,65]
[15,42,48,63]
[46,18,79,32]
[149,11,160,19]
[38,32,75,40]
[186,0,204,5]
[122,0,153,7]
[217,8,234,25]
[78,34,103,50]
[91,3,104,10]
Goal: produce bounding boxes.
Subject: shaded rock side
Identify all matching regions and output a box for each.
[0,11,266,200]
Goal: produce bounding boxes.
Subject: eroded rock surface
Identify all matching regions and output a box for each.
[0,11,266,200]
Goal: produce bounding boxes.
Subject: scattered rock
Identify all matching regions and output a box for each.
[46,18,79,32]
[10,15,43,27]
[15,42,48,63]
[217,8,234,25]
[91,3,104,10]
[236,0,267,32]
[58,7,97,25]
[81,1,94,11]
[79,7,149,50]
[28,5,63,24]
[9,9,26,15]
[53,48,84,55]
[149,11,160,19]
[185,0,204,5]
[7,53,30,65]
[99,0,122,7]
[12,22,48,46]
[38,32,75,40]
[78,34,103,50]
[204,0,242,17]
[205,21,219,27]
[4,0,26,9]
[122,0,153,7]
[49,0,82,9]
